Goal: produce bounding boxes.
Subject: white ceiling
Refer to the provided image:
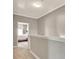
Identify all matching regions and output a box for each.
[13,0,65,19]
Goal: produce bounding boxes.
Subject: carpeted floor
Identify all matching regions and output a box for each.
[13,47,35,59]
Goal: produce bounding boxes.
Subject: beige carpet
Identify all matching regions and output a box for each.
[13,47,35,59]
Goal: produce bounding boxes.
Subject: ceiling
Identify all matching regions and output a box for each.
[13,0,65,19]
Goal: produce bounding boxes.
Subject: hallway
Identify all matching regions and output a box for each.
[13,47,35,59]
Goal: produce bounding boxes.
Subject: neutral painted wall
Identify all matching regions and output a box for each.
[13,15,38,46]
[13,18,17,46]
[30,35,65,59]
[37,6,65,37]
[56,14,65,36]
[38,18,45,35]
[30,35,48,59]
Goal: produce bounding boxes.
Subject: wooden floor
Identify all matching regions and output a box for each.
[13,47,35,59]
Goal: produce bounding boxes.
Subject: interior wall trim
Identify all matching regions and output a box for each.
[30,50,40,59]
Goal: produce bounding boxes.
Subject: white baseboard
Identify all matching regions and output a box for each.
[30,50,40,59]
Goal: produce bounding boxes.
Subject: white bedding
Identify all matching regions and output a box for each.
[18,34,28,40]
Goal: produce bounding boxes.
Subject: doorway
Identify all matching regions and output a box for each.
[17,22,29,49]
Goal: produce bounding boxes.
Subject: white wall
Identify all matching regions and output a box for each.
[13,15,38,46]
[38,6,65,37]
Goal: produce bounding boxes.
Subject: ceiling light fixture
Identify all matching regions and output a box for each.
[33,2,42,7]
[32,0,43,8]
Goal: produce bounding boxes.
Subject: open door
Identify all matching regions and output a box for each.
[17,22,29,49]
